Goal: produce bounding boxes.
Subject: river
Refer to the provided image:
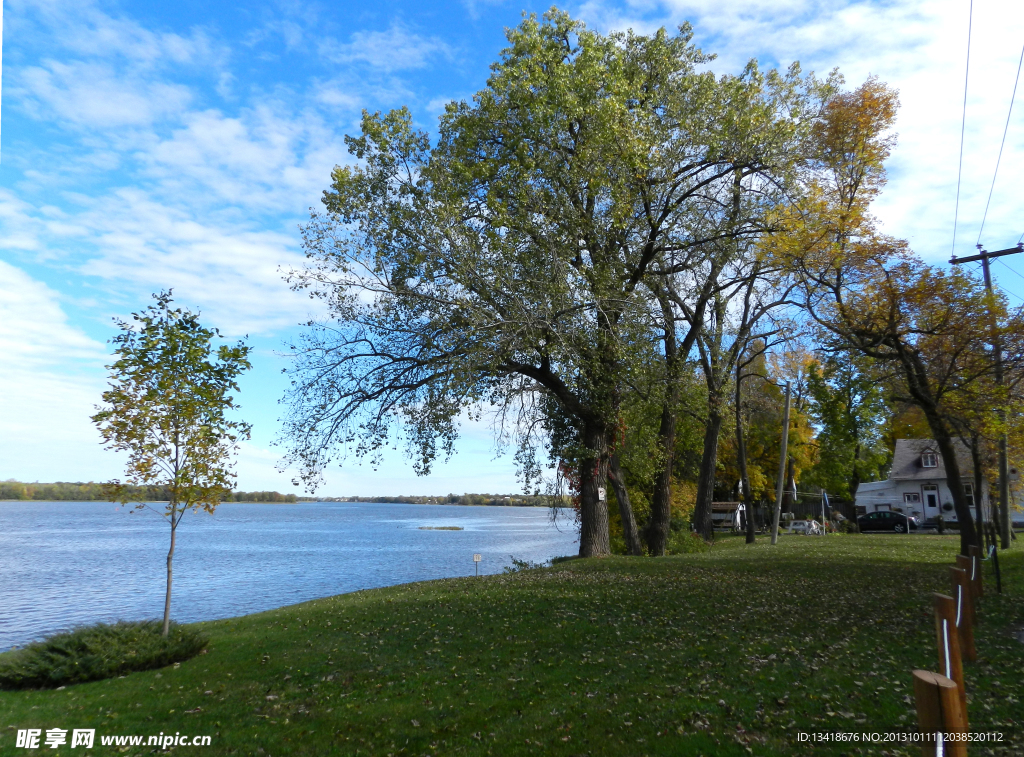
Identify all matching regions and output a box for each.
[0,501,578,650]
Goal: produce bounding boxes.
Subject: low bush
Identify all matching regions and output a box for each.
[665,529,712,554]
[502,556,547,573]
[0,621,207,690]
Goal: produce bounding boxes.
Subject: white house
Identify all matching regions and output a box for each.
[854,439,991,525]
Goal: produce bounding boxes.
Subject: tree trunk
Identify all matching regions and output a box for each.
[163,515,177,637]
[646,399,677,556]
[931,431,978,554]
[970,438,986,550]
[645,290,682,557]
[693,396,724,542]
[608,453,643,556]
[900,351,979,554]
[736,369,754,544]
[786,456,796,517]
[578,423,611,557]
[848,442,862,503]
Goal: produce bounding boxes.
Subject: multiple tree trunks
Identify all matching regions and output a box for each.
[692,403,725,542]
[608,454,643,556]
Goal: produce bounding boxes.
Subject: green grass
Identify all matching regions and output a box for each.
[1,535,1021,756]
[0,622,207,691]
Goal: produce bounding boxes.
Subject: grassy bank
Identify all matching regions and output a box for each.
[2,536,1022,756]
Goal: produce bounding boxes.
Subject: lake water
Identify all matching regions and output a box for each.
[0,501,579,651]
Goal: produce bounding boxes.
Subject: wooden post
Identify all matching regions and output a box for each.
[949,567,976,662]
[912,670,968,757]
[967,545,983,597]
[933,593,967,723]
[955,555,978,619]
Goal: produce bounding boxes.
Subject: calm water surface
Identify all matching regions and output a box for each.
[0,501,578,650]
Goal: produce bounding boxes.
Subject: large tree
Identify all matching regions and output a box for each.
[804,351,890,501]
[782,78,1024,553]
[281,11,821,556]
[92,292,251,636]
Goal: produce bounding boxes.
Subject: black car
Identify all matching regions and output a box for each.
[857,511,919,533]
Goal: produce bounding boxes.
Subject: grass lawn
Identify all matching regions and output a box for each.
[1,534,1022,756]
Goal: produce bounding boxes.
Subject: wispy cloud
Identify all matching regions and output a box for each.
[573,0,1024,260]
[16,60,194,129]
[12,0,224,67]
[0,261,106,367]
[75,189,318,337]
[319,22,453,73]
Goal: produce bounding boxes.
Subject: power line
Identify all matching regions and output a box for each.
[997,258,1024,285]
[966,260,1024,304]
[995,260,1024,297]
[978,41,1024,245]
[951,0,975,257]
[983,262,1024,304]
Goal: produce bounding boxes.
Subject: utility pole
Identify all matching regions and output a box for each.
[950,242,1022,549]
[770,381,791,546]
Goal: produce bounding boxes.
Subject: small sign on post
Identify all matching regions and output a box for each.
[597,487,606,502]
[473,553,481,577]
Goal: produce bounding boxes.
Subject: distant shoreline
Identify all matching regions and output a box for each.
[1,481,560,508]
[0,499,555,507]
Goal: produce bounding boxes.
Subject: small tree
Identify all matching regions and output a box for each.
[92,292,251,636]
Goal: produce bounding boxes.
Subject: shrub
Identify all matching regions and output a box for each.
[503,556,547,573]
[665,530,712,555]
[0,621,207,690]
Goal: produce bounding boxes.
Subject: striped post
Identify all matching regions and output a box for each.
[932,593,967,723]
[955,555,978,620]
[912,670,968,757]
[949,567,976,662]
[967,545,983,598]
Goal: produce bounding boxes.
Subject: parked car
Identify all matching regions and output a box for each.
[788,519,822,535]
[857,511,919,533]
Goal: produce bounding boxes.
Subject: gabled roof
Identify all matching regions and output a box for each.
[890,438,973,481]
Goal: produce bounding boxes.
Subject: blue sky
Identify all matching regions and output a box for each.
[2,0,1024,496]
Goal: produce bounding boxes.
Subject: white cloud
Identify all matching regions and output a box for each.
[574,0,1024,264]
[16,60,194,129]
[0,263,117,482]
[11,0,224,67]
[0,261,106,367]
[315,84,362,111]
[319,23,452,73]
[71,189,320,337]
[139,105,348,213]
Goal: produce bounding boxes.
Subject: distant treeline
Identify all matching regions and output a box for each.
[0,480,298,503]
[300,493,553,507]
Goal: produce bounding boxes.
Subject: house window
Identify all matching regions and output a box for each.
[904,493,920,505]
[964,482,975,509]
[922,452,938,468]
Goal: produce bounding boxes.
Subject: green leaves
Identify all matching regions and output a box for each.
[91,291,252,518]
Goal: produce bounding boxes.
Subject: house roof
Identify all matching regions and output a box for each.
[890,438,973,481]
[857,480,894,492]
